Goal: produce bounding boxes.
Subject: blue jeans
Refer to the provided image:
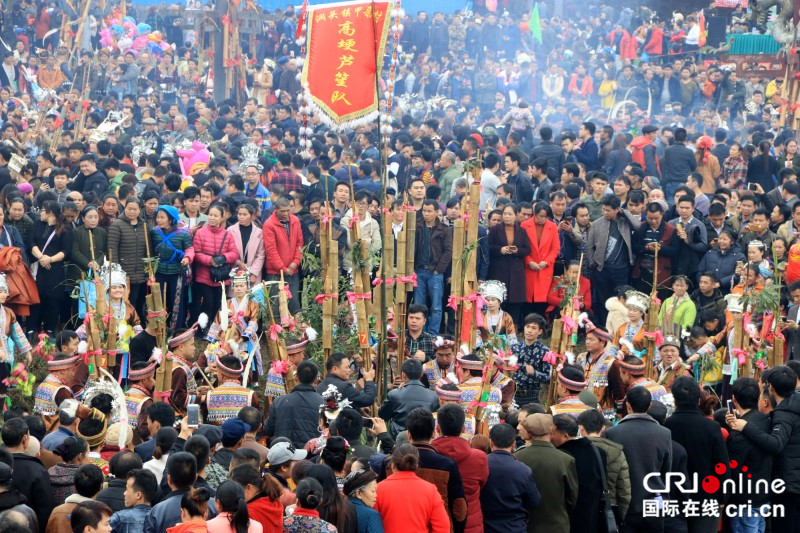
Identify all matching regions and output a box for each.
[730,507,765,533]
[664,181,684,206]
[414,268,443,335]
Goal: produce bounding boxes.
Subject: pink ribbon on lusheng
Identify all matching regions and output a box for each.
[402,205,416,211]
[743,312,752,335]
[644,330,665,347]
[153,391,171,400]
[446,292,487,327]
[314,293,338,304]
[346,291,372,304]
[543,351,563,366]
[653,297,661,306]
[572,296,581,311]
[3,364,28,386]
[372,277,396,287]
[460,214,470,222]
[283,285,293,301]
[395,274,418,287]
[349,215,360,229]
[83,349,103,365]
[269,323,283,341]
[272,360,290,374]
[756,358,767,370]
[321,214,332,226]
[731,348,748,366]
[280,316,296,329]
[562,316,577,335]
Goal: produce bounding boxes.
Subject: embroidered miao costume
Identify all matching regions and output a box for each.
[575,319,615,417]
[458,378,502,412]
[0,273,31,369]
[423,359,455,390]
[656,336,692,393]
[456,355,502,423]
[207,356,255,425]
[167,327,200,416]
[382,329,402,388]
[207,286,262,377]
[125,359,155,443]
[478,280,517,345]
[33,353,82,416]
[0,273,32,393]
[550,366,591,418]
[77,409,111,475]
[657,360,692,392]
[434,381,475,441]
[75,263,142,378]
[491,352,518,407]
[423,336,457,390]
[265,335,308,399]
[619,357,668,404]
[609,319,646,358]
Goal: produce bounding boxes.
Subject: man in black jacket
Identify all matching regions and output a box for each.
[665,377,729,533]
[414,200,453,335]
[605,387,673,532]
[504,152,534,203]
[97,451,143,512]
[316,352,377,409]
[726,378,773,532]
[0,460,37,532]
[552,414,606,533]
[532,126,564,175]
[727,366,800,532]
[661,128,697,202]
[70,154,109,201]
[266,360,325,448]
[1,418,54,533]
[379,359,440,438]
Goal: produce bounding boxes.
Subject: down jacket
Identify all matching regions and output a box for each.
[740,390,800,493]
[107,217,150,285]
[262,212,303,275]
[192,224,239,287]
[264,384,324,449]
[587,436,632,519]
[433,436,488,533]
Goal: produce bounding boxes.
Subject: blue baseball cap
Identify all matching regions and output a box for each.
[221,418,250,441]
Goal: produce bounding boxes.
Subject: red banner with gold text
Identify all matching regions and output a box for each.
[301,0,392,129]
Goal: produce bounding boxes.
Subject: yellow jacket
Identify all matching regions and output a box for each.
[599,80,617,109]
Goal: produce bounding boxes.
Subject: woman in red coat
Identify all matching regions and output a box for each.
[191,203,239,334]
[521,201,560,316]
[375,444,450,533]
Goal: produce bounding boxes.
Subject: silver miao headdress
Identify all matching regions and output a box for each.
[241,143,262,171]
[479,280,507,303]
[98,261,127,289]
[625,290,650,314]
[88,110,124,144]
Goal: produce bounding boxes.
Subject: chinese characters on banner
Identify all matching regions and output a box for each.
[711,0,748,7]
[301,0,392,128]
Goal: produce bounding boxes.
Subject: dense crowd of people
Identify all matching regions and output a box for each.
[0,0,798,533]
